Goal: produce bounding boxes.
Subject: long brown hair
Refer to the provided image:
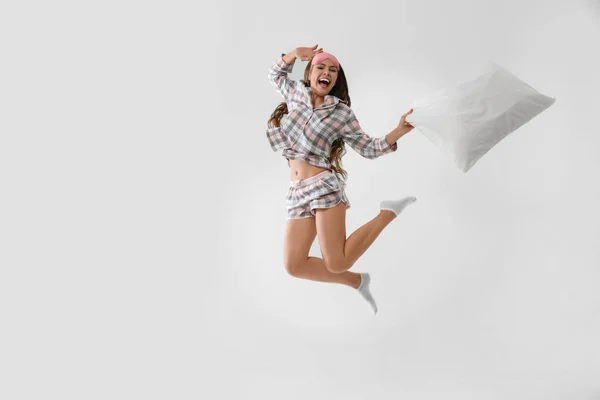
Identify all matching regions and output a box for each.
[268,59,351,183]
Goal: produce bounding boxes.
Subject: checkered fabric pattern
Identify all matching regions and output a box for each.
[267,56,397,169]
[286,172,351,219]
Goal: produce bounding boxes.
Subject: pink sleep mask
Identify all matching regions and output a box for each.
[311,52,339,68]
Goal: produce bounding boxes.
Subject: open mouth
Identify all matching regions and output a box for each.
[318,78,330,88]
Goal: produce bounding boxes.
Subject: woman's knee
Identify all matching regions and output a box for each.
[283,257,305,277]
[323,256,349,274]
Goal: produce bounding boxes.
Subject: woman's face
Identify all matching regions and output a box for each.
[309,58,339,96]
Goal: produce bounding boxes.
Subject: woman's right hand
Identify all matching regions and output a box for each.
[295,45,323,61]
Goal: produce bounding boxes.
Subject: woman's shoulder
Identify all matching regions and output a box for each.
[335,100,355,118]
[337,100,351,110]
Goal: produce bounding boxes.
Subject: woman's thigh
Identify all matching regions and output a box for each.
[283,217,317,272]
[315,202,347,268]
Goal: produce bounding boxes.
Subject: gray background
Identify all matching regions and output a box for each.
[1,0,599,399]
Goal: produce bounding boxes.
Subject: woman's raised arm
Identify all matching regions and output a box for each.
[267,45,323,101]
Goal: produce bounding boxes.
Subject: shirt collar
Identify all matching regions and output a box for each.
[305,86,347,108]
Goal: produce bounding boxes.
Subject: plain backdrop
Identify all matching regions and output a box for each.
[1,0,599,399]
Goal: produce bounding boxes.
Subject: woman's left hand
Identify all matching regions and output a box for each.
[397,108,415,136]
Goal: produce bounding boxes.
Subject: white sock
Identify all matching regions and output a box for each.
[357,273,377,315]
[380,196,417,217]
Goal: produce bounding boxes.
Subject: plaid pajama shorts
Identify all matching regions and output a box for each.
[286,170,351,219]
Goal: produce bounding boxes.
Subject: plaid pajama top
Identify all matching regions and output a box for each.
[266,56,397,169]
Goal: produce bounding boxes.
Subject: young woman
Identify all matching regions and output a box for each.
[267,44,416,315]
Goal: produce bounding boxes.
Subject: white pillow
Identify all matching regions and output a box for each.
[405,61,556,173]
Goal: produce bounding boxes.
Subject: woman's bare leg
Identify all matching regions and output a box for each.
[283,217,362,288]
[316,202,396,273]
[295,257,362,288]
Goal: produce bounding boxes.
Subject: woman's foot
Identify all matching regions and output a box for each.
[357,273,377,315]
[380,196,417,218]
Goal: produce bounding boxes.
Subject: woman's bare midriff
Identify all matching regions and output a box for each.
[289,159,328,181]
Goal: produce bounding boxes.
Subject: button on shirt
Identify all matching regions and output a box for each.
[266,56,397,169]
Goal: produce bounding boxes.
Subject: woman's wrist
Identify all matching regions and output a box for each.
[282,50,297,65]
[386,128,404,146]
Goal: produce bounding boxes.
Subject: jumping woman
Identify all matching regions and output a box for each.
[267,44,417,315]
